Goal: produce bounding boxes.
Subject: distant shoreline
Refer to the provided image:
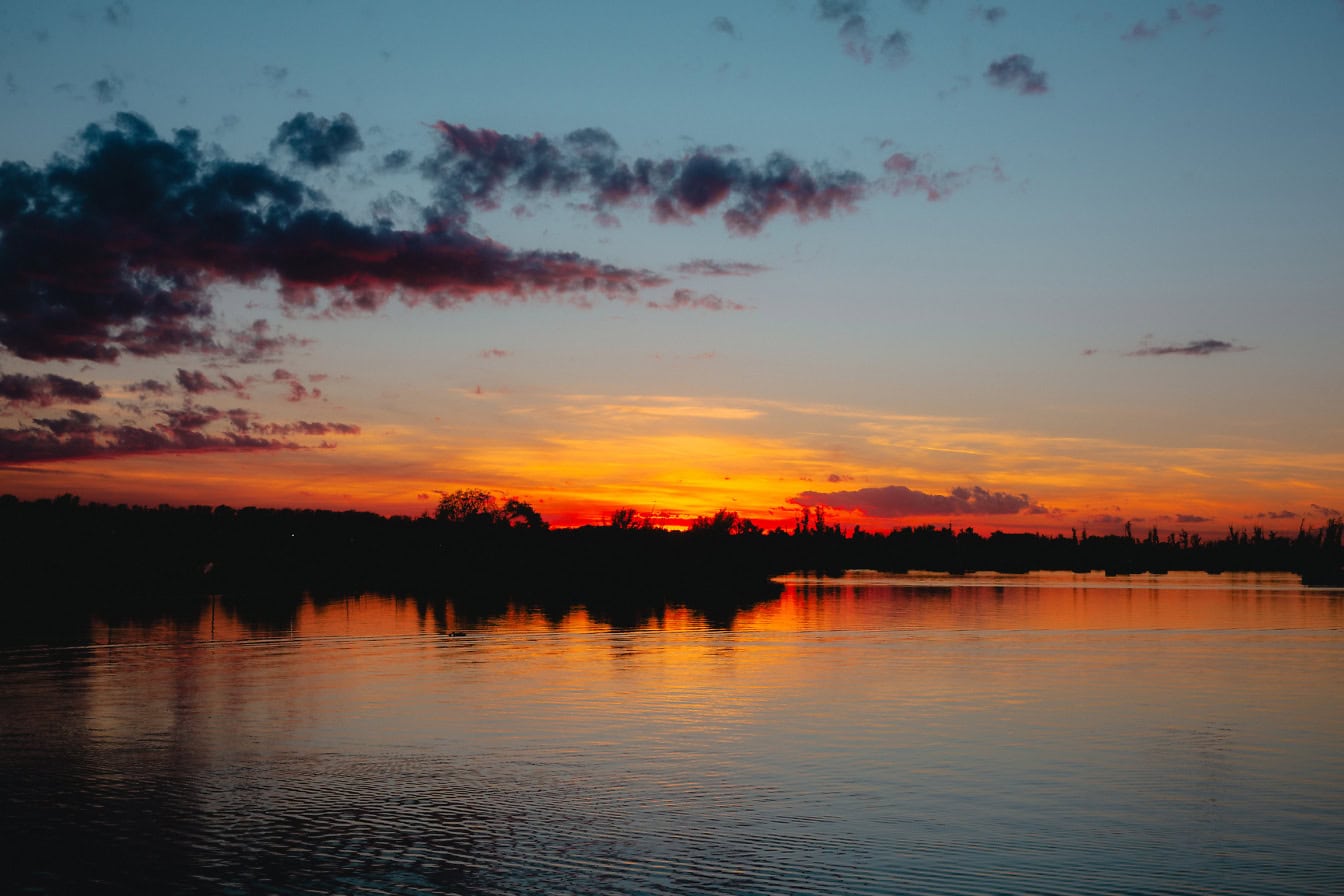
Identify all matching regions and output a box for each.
[5,495,1341,604]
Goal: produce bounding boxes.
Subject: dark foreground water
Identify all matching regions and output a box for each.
[3,571,1342,895]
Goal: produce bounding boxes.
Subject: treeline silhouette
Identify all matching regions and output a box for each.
[4,491,1342,625]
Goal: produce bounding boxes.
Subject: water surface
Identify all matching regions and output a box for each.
[3,571,1341,894]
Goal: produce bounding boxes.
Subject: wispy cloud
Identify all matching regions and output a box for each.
[672,259,769,277]
[710,16,739,39]
[104,1,131,27]
[814,1,911,69]
[1127,338,1250,357]
[647,289,748,312]
[92,74,125,104]
[1124,2,1223,41]
[0,403,359,463]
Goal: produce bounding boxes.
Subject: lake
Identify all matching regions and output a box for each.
[3,571,1342,894]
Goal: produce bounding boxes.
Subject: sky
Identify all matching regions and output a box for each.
[1,0,1342,534]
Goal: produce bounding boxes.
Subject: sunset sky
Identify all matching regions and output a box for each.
[1,0,1341,533]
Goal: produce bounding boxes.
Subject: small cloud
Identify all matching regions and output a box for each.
[285,380,319,402]
[816,0,867,22]
[225,319,309,363]
[1255,510,1299,520]
[270,112,364,169]
[710,16,740,39]
[92,75,125,104]
[1174,514,1211,524]
[262,65,288,86]
[1081,348,1097,356]
[973,6,1007,24]
[0,372,102,406]
[480,348,510,359]
[1127,338,1250,357]
[672,259,769,277]
[377,148,414,172]
[878,30,911,68]
[1124,2,1222,41]
[647,288,748,311]
[903,0,930,11]
[104,1,131,27]
[985,54,1049,95]
[130,379,171,395]
[175,368,221,394]
[826,473,853,483]
[1312,503,1343,519]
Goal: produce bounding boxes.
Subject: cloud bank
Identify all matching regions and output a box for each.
[789,484,1050,517]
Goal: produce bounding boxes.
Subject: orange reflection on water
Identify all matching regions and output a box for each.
[737,570,1344,633]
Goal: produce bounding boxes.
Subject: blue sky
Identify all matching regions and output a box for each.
[1,1,1341,530]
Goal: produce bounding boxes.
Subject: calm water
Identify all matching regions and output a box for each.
[3,571,1342,895]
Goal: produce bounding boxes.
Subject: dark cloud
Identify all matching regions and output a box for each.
[0,372,102,406]
[130,378,170,394]
[646,289,747,311]
[259,420,358,436]
[788,484,1049,517]
[0,400,359,462]
[1256,510,1299,520]
[1124,2,1222,40]
[672,259,769,276]
[1173,514,1211,524]
[1311,504,1342,519]
[973,6,1007,24]
[271,112,364,169]
[0,113,666,364]
[262,65,288,86]
[424,122,868,236]
[378,149,414,172]
[985,54,1049,94]
[710,17,739,38]
[92,75,125,104]
[175,368,220,394]
[1127,339,1249,357]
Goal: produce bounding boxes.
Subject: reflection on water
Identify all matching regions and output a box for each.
[2,572,1342,894]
